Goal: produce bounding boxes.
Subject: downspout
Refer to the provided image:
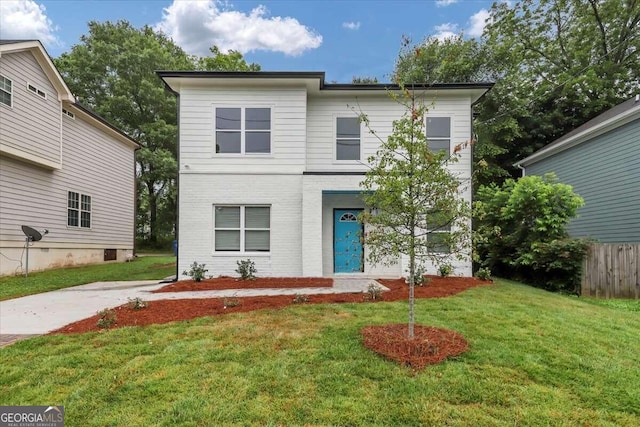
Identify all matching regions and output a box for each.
[175,92,180,282]
[515,163,526,177]
[133,145,141,256]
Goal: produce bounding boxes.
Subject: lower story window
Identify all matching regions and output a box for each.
[214,205,270,252]
[68,191,91,228]
[426,211,451,253]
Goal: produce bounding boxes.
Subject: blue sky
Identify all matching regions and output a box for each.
[1,0,495,82]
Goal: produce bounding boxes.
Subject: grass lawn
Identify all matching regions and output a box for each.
[1,279,639,426]
[0,256,176,301]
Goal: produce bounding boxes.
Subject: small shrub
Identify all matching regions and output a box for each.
[236,259,257,280]
[127,297,148,310]
[405,266,427,286]
[438,263,453,277]
[364,283,383,301]
[183,261,208,282]
[293,294,309,304]
[223,297,240,308]
[97,308,116,329]
[475,267,492,281]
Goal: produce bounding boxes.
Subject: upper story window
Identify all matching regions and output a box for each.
[68,191,91,228]
[27,83,47,99]
[0,75,12,107]
[426,117,451,154]
[336,117,361,160]
[215,107,271,154]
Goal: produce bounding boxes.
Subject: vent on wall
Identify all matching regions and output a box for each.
[62,108,75,119]
[27,83,46,99]
[104,249,117,261]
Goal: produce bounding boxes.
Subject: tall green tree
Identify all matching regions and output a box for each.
[394,0,639,187]
[55,20,260,245]
[393,34,494,84]
[479,0,640,183]
[359,87,471,338]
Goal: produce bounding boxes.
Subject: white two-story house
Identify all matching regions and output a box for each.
[0,40,138,276]
[158,71,491,279]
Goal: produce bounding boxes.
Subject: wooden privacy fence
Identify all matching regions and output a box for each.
[582,243,640,299]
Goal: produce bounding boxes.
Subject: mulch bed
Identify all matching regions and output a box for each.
[361,324,469,370]
[153,277,333,292]
[50,275,490,369]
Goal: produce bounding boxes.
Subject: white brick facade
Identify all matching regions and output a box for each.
[160,72,490,279]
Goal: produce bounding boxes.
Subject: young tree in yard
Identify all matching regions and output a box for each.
[359,87,471,338]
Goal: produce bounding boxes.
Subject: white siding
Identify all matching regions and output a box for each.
[306,93,473,178]
[178,86,307,174]
[0,51,62,167]
[178,173,303,278]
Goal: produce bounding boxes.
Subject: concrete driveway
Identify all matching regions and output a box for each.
[0,278,384,344]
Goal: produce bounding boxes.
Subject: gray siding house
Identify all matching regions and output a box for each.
[514,96,640,243]
[0,40,138,276]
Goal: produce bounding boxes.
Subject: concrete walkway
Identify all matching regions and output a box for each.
[0,277,386,344]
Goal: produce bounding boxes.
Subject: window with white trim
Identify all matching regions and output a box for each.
[426,117,450,154]
[0,75,12,107]
[426,210,451,254]
[215,107,271,154]
[68,191,91,228]
[27,83,46,99]
[214,206,270,252]
[336,117,361,160]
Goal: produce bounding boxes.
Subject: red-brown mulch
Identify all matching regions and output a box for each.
[51,276,489,335]
[361,324,469,370]
[153,277,333,292]
[51,276,489,368]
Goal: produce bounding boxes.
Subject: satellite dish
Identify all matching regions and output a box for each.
[21,225,42,242]
[22,225,43,242]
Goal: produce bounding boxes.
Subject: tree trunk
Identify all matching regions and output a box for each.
[146,180,157,244]
[408,227,416,338]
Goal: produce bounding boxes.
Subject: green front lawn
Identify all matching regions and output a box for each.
[0,256,176,301]
[1,279,639,426]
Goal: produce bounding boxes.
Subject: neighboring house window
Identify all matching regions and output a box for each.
[426,211,451,253]
[68,192,91,228]
[215,107,271,154]
[0,75,12,107]
[336,117,361,160]
[27,83,46,99]
[426,117,451,154]
[214,206,270,252]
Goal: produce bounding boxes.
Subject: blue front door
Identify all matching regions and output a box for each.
[334,209,364,273]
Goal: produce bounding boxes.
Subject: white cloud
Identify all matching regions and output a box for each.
[342,21,361,31]
[467,9,490,37]
[436,0,459,6]
[155,0,322,56]
[433,23,458,41]
[0,0,58,45]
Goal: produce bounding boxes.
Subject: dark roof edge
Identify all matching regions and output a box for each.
[72,103,140,148]
[323,82,495,91]
[155,70,494,91]
[156,71,326,80]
